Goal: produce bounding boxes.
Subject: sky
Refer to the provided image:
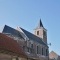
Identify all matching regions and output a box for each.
[0,0,60,55]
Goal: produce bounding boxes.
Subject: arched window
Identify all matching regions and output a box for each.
[37,31,39,35]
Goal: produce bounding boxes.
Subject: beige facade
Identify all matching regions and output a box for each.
[34,27,47,44]
[0,53,12,60]
[0,53,27,60]
[49,51,60,60]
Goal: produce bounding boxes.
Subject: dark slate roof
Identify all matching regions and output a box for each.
[20,27,48,47]
[2,25,23,38]
[37,19,44,28]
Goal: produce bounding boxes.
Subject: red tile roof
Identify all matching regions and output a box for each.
[0,33,27,58]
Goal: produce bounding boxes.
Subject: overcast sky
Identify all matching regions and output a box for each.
[0,0,60,55]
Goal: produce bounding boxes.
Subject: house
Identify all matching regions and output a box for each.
[2,19,49,60]
[0,33,27,60]
[49,51,60,60]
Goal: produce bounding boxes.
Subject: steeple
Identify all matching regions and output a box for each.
[34,19,47,44]
[37,19,44,28]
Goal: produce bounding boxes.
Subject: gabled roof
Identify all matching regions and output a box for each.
[20,27,48,47]
[49,51,58,59]
[2,25,23,38]
[49,51,60,60]
[0,33,27,58]
[49,51,58,56]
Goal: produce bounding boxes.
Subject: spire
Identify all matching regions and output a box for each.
[37,19,44,28]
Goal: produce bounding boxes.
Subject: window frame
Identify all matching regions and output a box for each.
[37,31,39,35]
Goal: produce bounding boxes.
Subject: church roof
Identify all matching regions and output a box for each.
[37,19,44,28]
[2,25,23,38]
[0,33,27,58]
[20,27,48,47]
[2,25,48,47]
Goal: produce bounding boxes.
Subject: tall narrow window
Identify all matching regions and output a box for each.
[37,31,39,35]
[46,49,48,56]
[27,48,29,52]
[43,30,46,36]
[31,44,33,48]
[42,48,43,55]
[37,46,38,54]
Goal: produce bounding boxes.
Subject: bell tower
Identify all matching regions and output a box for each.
[34,19,47,44]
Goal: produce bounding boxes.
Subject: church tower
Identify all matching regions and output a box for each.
[34,19,47,44]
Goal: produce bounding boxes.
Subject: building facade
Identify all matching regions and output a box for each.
[2,19,49,60]
[0,33,27,60]
[49,51,60,60]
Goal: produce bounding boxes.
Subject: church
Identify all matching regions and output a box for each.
[1,19,49,60]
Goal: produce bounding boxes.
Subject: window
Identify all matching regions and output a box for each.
[27,48,29,52]
[31,44,33,48]
[46,49,48,56]
[37,46,38,54]
[42,48,43,55]
[27,40,31,47]
[43,30,46,36]
[37,31,39,35]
